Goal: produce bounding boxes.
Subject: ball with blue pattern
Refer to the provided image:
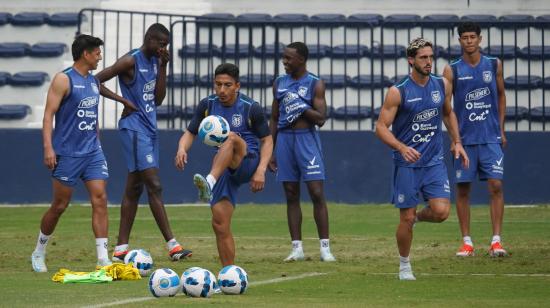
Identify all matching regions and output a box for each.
[123,249,154,277]
[149,268,180,297]
[217,265,248,295]
[198,115,230,147]
[182,268,218,298]
[180,266,203,295]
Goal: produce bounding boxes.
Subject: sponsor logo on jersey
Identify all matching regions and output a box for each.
[465,87,490,102]
[407,97,422,103]
[458,76,473,80]
[78,96,99,108]
[143,80,156,93]
[413,108,438,122]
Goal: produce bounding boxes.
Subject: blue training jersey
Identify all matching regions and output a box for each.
[274,72,319,129]
[450,55,501,145]
[52,67,101,157]
[118,49,159,136]
[392,74,446,167]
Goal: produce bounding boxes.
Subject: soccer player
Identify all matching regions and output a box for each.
[443,22,508,257]
[96,23,192,262]
[174,63,273,266]
[31,34,112,272]
[269,42,336,262]
[376,38,469,280]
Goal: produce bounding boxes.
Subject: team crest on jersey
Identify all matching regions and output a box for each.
[483,71,492,83]
[298,86,308,97]
[232,114,242,127]
[91,83,99,94]
[431,91,441,104]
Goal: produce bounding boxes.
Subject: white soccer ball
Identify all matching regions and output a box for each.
[217,265,249,295]
[148,268,181,297]
[182,268,218,298]
[181,267,203,295]
[198,115,230,147]
[124,249,154,277]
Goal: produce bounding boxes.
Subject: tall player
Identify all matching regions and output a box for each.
[269,42,336,262]
[376,38,469,280]
[32,34,112,272]
[96,23,192,262]
[175,63,273,266]
[443,22,508,257]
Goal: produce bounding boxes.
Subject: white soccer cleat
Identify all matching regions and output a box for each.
[399,267,416,281]
[320,251,336,262]
[97,258,112,267]
[284,249,305,262]
[31,251,47,273]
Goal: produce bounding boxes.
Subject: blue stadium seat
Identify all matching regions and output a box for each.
[0,12,12,25]
[8,72,48,86]
[504,75,542,90]
[373,106,382,118]
[10,12,48,26]
[182,106,196,119]
[519,46,550,60]
[254,43,285,58]
[236,13,272,26]
[310,14,346,27]
[442,45,463,59]
[535,15,550,28]
[543,76,550,89]
[371,44,406,58]
[167,74,198,87]
[0,104,31,119]
[28,43,66,57]
[263,105,272,117]
[460,14,498,26]
[178,44,220,58]
[320,74,350,89]
[432,45,446,57]
[330,44,368,58]
[307,44,330,58]
[347,14,383,27]
[218,44,253,58]
[240,74,274,88]
[199,75,213,87]
[0,42,29,57]
[273,13,309,27]
[0,72,10,86]
[47,13,80,26]
[420,14,459,28]
[197,13,235,28]
[499,14,535,28]
[505,106,528,120]
[483,45,520,59]
[350,75,392,88]
[156,105,182,119]
[390,75,409,85]
[383,14,421,28]
[530,106,550,122]
[333,106,372,120]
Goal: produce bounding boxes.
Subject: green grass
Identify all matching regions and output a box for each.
[1,203,549,307]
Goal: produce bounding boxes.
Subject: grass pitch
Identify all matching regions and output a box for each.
[1,203,549,307]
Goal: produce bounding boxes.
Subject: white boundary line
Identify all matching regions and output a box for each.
[367,272,550,277]
[81,272,326,308]
[2,204,546,208]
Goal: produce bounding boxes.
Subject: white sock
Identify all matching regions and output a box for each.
[291,240,303,251]
[34,231,50,253]
[491,235,501,245]
[206,174,216,189]
[463,236,473,246]
[96,238,108,260]
[167,238,179,251]
[114,244,129,253]
[399,255,411,270]
[320,239,330,253]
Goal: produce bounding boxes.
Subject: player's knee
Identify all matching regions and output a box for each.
[400,214,416,228]
[434,207,450,222]
[285,190,300,204]
[50,199,69,216]
[488,181,503,196]
[91,191,108,207]
[310,189,325,205]
[146,181,163,196]
[211,219,230,236]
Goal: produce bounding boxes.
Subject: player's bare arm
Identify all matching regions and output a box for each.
[441,77,469,168]
[268,84,280,172]
[174,131,196,171]
[96,55,138,111]
[376,86,421,163]
[154,47,169,106]
[496,59,507,147]
[42,73,69,170]
[302,79,327,127]
[251,134,273,193]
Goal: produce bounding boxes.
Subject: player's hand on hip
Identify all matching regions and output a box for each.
[250,171,265,192]
[120,106,136,118]
[122,99,138,111]
[44,147,57,170]
[174,150,188,170]
[501,132,508,148]
[454,143,470,169]
[268,156,277,172]
[399,146,421,163]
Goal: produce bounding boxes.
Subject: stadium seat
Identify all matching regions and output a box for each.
[240,74,274,88]
[373,106,382,118]
[310,14,347,27]
[460,14,498,26]
[272,13,309,27]
[330,44,368,58]
[254,43,285,58]
[518,46,550,60]
[390,75,409,85]
[8,72,48,86]
[529,106,550,122]
[499,14,535,28]
[236,13,272,26]
[332,105,372,119]
[420,14,459,28]
[181,106,196,119]
[383,14,421,28]
[156,105,182,119]
[197,13,235,27]
[505,106,528,120]
[0,12,12,25]
[504,75,542,90]
[218,44,253,58]
[28,43,66,57]
[483,45,520,59]
[10,12,48,26]
[432,45,446,57]
[167,73,198,87]
[199,75,213,87]
[442,45,463,59]
[350,75,392,88]
[0,71,10,86]
[47,13,80,26]
[0,42,29,57]
[307,44,330,58]
[320,74,350,88]
[371,44,406,58]
[178,44,220,58]
[263,105,272,117]
[535,15,550,28]
[544,77,550,89]
[0,104,31,119]
[347,14,383,27]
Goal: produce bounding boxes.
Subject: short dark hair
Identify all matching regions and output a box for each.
[406,37,433,58]
[215,63,240,82]
[72,34,104,61]
[457,22,481,37]
[145,23,170,39]
[287,42,309,61]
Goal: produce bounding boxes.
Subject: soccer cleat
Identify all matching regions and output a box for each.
[320,251,336,262]
[112,250,128,262]
[31,251,47,273]
[489,242,508,257]
[284,249,305,262]
[456,243,475,257]
[97,258,113,268]
[399,267,416,281]
[193,174,212,202]
[169,245,193,261]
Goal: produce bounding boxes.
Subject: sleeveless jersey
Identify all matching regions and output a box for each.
[274,72,318,128]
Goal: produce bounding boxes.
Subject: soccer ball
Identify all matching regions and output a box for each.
[181,267,203,295]
[124,249,154,277]
[217,265,249,295]
[182,268,218,298]
[198,115,230,147]
[148,268,180,297]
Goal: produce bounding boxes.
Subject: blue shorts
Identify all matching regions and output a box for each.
[454,144,504,182]
[119,129,159,172]
[392,163,450,208]
[211,153,260,207]
[275,128,325,182]
[52,149,109,187]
